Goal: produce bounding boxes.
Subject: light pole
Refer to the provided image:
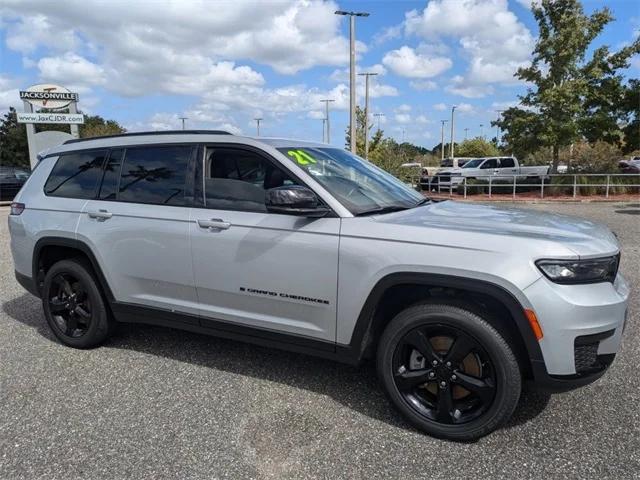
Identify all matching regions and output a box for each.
[320,99,335,144]
[179,117,188,130]
[374,113,385,131]
[464,127,469,140]
[254,118,262,136]
[449,106,457,159]
[401,128,406,144]
[335,10,370,154]
[358,72,378,159]
[322,118,326,143]
[440,120,448,162]
[495,110,504,145]
[480,124,484,140]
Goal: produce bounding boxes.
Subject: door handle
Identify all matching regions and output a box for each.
[87,209,112,221]
[197,218,231,230]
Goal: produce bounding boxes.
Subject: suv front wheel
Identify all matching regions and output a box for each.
[42,258,114,349]
[377,300,521,441]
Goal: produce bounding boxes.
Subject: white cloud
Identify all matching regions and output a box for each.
[2,0,361,100]
[415,114,430,124]
[410,80,437,91]
[37,52,106,88]
[382,46,452,79]
[373,24,403,45]
[404,0,533,96]
[445,75,495,98]
[0,75,21,111]
[455,103,475,114]
[397,104,412,113]
[394,113,412,124]
[433,103,447,111]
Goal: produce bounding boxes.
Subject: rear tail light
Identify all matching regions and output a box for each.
[10,202,25,215]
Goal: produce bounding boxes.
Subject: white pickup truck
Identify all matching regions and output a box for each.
[428,156,550,190]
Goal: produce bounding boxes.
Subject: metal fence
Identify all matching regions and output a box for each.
[424,173,640,200]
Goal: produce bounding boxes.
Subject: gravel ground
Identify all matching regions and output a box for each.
[0,202,638,480]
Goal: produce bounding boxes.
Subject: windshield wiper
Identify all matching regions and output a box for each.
[413,197,430,207]
[355,205,411,216]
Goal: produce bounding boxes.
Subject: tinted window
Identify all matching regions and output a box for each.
[119,146,192,206]
[499,157,515,168]
[44,150,107,198]
[98,149,124,200]
[203,148,296,212]
[481,159,498,169]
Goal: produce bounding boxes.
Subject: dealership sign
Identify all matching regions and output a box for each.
[19,84,79,109]
[17,112,85,125]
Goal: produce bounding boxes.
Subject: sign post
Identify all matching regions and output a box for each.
[18,84,84,169]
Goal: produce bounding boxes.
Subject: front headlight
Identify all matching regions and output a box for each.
[536,255,620,284]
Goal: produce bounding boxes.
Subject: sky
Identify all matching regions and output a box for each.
[0,0,638,149]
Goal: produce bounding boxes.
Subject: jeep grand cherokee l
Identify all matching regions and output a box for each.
[9,131,629,441]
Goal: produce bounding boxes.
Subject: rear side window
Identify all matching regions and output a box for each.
[499,157,515,168]
[44,150,107,198]
[118,145,192,206]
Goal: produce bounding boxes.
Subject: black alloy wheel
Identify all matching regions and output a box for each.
[48,273,93,338]
[42,258,113,348]
[392,325,496,425]
[377,301,521,440]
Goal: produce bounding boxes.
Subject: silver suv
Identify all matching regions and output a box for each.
[9,131,629,440]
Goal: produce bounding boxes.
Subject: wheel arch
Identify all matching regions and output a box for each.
[33,237,114,302]
[345,272,544,377]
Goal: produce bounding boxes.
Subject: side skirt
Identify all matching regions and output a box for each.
[110,302,360,365]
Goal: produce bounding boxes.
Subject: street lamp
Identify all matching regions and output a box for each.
[320,99,335,144]
[440,120,448,162]
[480,123,484,140]
[335,10,370,154]
[179,117,188,130]
[358,72,378,160]
[449,106,457,159]
[464,127,469,140]
[254,118,262,136]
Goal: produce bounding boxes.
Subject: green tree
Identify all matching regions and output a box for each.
[494,0,639,171]
[345,106,383,157]
[455,138,500,158]
[80,115,126,138]
[620,79,640,153]
[0,107,29,168]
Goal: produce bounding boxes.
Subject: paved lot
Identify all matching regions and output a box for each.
[0,203,638,479]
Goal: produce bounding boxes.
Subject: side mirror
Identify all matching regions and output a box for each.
[265,185,330,217]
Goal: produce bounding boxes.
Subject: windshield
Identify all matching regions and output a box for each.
[441,159,453,167]
[462,159,484,168]
[277,147,424,215]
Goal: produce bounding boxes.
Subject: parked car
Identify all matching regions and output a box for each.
[619,157,640,174]
[0,166,30,201]
[429,156,550,190]
[9,131,629,441]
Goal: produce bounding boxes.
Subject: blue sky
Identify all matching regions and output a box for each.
[1,0,638,149]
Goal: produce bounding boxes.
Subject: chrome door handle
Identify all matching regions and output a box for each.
[87,209,112,220]
[197,218,231,230]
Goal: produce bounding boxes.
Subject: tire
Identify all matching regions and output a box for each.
[42,258,114,349]
[377,300,521,441]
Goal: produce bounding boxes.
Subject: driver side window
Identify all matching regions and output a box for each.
[202,147,296,212]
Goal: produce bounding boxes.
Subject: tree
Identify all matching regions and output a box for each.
[80,115,126,138]
[455,138,500,158]
[494,0,640,171]
[620,79,640,153]
[0,108,29,168]
[345,106,382,157]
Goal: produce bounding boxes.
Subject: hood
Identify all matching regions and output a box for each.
[437,167,463,174]
[371,200,619,258]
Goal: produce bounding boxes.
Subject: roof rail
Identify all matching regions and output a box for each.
[63,130,233,145]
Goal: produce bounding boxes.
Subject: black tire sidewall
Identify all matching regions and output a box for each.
[377,301,522,441]
[42,259,111,349]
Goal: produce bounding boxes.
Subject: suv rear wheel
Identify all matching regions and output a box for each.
[377,300,521,441]
[42,258,114,348]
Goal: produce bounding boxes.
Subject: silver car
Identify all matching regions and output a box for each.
[8,131,629,441]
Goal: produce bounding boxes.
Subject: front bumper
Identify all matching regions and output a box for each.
[523,272,629,391]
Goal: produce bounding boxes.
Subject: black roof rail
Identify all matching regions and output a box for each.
[63,130,233,145]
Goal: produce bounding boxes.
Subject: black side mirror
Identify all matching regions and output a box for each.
[265,185,330,217]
